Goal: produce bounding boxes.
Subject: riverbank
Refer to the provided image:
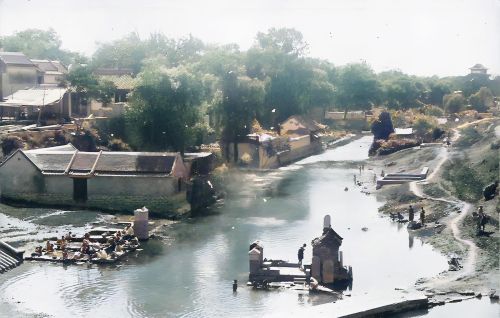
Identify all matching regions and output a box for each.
[369,117,499,301]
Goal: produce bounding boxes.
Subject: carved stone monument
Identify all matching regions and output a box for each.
[311,214,351,284]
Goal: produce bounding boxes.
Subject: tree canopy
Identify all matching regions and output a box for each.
[5,27,499,154]
[0,28,83,64]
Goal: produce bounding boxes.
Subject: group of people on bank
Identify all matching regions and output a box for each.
[31,224,138,261]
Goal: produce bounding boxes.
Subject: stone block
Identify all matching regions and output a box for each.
[322,259,334,284]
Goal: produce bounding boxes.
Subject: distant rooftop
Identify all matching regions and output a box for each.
[0,88,68,107]
[100,74,138,90]
[94,68,134,76]
[0,52,34,66]
[469,63,487,70]
[25,143,77,153]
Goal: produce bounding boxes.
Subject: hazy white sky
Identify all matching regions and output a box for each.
[0,0,499,77]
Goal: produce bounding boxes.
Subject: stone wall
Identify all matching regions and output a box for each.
[2,191,188,217]
[0,153,190,217]
[278,141,322,166]
[0,151,40,196]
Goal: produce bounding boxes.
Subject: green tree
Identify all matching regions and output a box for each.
[66,65,99,107]
[336,63,381,113]
[443,93,465,113]
[96,80,117,105]
[380,71,423,109]
[216,71,265,161]
[370,111,394,140]
[425,78,451,105]
[413,115,438,141]
[126,66,203,152]
[0,28,80,64]
[256,28,308,56]
[469,87,493,112]
[93,32,147,74]
[263,56,314,124]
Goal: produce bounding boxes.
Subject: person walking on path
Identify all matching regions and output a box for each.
[298,243,306,267]
[408,205,415,222]
[477,206,487,232]
[420,207,426,225]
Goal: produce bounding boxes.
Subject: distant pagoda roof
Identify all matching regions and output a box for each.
[469,64,487,70]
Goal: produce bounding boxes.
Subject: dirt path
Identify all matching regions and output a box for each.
[409,126,479,286]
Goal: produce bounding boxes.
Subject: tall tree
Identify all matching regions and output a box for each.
[0,28,80,64]
[126,66,203,152]
[93,32,147,74]
[380,71,423,109]
[469,87,494,112]
[256,28,308,56]
[336,63,381,113]
[216,71,265,161]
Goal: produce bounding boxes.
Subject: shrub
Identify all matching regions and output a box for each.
[422,105,444,117]
[469,87,494,112]
[432,127,445,140]
[369,137,421,156]
[1,136,24,156]
[371,111,394,140]
[413,115,438,141]
[377,139,420,156]
[442,158,485,202]
[443,93,465,113]
[454,126,481,148]
[107,138,131,151]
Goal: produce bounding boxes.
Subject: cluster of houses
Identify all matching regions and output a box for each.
[228,115,326,169]
[0,51,134,122]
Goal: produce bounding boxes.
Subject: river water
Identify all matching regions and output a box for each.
[0,136,495,317]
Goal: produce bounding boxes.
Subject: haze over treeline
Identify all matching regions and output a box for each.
[1,28,498,153]
[1,0,499,77]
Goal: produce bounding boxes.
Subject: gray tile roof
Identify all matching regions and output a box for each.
[0,52,34,66]
[24,152,74,172]
[23,150,179,175]
[31,59,59,72]
[25,143,77,153]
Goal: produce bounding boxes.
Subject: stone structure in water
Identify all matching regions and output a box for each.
[311,215,352,284]
[248,215,352,285]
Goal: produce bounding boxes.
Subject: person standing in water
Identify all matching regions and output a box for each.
[408,205,415,222]
[420,207,426,225]
[298,243,306,267]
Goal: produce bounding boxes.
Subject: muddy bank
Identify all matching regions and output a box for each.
[368,118,499,297]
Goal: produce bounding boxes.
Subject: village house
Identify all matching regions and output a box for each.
[88,68,137,118]
[228,115,324,169]
[0,144,190,216]
[0,87,70,122]
[0,52,39,101]
[31,59,67,86]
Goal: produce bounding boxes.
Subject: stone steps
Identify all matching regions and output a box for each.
[0,241,24,274]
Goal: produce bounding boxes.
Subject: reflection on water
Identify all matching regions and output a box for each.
[1,136,454,317]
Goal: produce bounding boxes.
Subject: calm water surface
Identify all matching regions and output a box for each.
[1,136,494,317]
